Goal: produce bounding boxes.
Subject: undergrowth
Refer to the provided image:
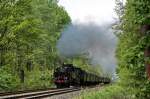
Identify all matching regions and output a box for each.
[75,84,136,99]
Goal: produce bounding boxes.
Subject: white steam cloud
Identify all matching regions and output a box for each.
[57,22,117,76]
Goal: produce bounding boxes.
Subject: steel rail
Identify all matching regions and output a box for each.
[0,87,80,99]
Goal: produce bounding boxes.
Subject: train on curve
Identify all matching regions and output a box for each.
[54,64,110,88]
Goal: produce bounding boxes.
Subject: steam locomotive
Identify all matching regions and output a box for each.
[54,64,110,88]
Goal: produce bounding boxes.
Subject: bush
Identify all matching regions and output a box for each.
[0,67,20,91]
[0,65,54,91]
[75,84,135,99]
[23,68,54,90]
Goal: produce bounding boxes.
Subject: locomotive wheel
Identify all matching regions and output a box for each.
[65,84,70,88]
[56,84,62,88]
[56,84,70,88]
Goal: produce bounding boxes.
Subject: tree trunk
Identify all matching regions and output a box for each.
[144,47,150,79]
[142,24,150,79]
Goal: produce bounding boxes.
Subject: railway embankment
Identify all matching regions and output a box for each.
[45,85,102,99]
[0,85,102,99]
[74,84,135,99]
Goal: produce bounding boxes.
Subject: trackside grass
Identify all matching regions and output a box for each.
[75,84,135,99]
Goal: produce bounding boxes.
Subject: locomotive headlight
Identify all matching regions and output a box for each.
[64,77,67,80]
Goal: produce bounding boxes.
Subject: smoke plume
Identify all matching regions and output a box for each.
[57,22,117,76]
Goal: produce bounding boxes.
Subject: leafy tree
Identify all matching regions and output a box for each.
[0,0,70,91]
[116,0,150,98]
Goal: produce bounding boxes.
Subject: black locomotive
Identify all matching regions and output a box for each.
[54,64,110,88]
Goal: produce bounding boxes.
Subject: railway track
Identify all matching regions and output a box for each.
[0,87,81,99]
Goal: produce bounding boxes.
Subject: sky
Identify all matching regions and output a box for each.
[58,0,117,24]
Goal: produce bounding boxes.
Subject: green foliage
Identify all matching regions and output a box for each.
[75,84,134,99]
[116,0,150,98]
[73,58,102,76]
[62,56,102,76]
[0,0,70,91]
[23,68,54,90]
[0,66,20,91]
